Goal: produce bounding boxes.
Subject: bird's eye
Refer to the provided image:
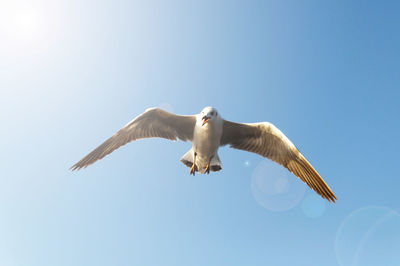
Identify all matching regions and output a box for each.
[210,111,215,116]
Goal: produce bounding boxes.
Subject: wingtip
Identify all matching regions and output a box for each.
[69,164,81,171]
[332,195,338,203]
[326,194,337,203]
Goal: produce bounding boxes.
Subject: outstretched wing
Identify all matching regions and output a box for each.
[221,120,337,202]
[71,108,196,170]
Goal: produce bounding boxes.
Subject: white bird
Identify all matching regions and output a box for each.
[71,106,337,202]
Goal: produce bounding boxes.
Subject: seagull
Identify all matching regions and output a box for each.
[71,106,337,202]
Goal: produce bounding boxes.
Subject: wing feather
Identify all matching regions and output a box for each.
[221,120,337,202]
[71,108,196,170]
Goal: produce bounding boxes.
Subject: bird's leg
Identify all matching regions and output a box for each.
[205,156,213,174]
[190,152,197,176]
[205,164,210,174]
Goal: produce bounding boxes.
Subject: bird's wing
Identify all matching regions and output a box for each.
[70,108,196,170]
[221,120,337,202]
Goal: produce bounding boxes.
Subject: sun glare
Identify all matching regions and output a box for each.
[0,3,48,42]
[0,2,59,55]
[14,7,39,35]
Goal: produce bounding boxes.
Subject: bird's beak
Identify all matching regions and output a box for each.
[202,116,210,126]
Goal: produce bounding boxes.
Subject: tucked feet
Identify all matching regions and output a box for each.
[205,164,210,174]
[205,156,212,174]
[190,164,197,176]
[190,152,197,176]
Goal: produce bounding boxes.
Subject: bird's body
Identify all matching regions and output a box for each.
[188,107,224,173]
[71,106,337,202]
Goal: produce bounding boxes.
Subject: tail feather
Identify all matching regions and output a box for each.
[209,154,222,172]
[180,149,194,168]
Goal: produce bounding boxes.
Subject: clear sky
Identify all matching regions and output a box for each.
[1,1,399,265]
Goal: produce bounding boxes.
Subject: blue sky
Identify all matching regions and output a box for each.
[1,1,400,265]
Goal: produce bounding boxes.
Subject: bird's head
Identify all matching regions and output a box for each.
[200,106,219,126]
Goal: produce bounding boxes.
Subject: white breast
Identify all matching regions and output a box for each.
[192,118,223,160]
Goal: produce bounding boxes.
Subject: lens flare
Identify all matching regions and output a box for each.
[335,206,400,266]
[301,193,326,218]
[251,160,305,211]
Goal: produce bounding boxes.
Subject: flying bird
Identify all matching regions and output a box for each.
[71,107,337,202]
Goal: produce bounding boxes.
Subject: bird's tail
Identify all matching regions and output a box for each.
[207,153,222,173]
[180,149,195,169]
[180,149,222,174]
